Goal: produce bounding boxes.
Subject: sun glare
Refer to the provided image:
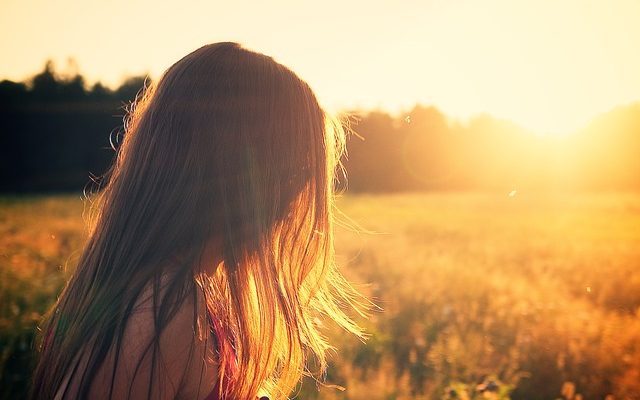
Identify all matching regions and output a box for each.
[1,0,639,135]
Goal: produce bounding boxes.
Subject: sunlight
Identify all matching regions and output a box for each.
[2,0,639,135]
[2,1,640,399]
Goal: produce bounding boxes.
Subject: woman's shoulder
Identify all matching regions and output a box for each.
[90,273,219,399]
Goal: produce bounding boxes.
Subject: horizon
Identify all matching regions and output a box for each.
[2,0,640,135]
[4,60,639,138]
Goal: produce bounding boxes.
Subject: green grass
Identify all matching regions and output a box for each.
[2,193,639,399]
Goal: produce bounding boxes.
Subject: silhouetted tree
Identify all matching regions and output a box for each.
[116,76,148,102]
[0,62,148,192]
[88,82,112,100]
[0,80,28,106]
[0,59,639,193]
[30,60,60,101]
[59,74,86,101]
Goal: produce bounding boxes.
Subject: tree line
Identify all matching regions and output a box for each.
[1,61,639,193]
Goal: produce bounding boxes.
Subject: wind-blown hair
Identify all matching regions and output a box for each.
[31,42,366,399]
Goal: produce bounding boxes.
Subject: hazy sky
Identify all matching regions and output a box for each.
[2,0,640,134]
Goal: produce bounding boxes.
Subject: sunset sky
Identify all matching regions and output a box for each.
[2,0,639,134]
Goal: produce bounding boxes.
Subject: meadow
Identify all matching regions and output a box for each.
[1,193,639,399]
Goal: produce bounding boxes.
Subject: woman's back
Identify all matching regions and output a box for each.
[55,278,218,400]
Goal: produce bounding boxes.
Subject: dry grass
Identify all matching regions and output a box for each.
[1,193,639,399]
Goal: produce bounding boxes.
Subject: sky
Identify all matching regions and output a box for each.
[1,0,640,134]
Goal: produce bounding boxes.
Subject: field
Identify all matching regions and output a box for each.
[1,193,640,399]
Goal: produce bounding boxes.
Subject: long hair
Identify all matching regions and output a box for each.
[31,42,366,399]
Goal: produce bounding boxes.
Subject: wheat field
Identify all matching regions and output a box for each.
[1,193,639,399]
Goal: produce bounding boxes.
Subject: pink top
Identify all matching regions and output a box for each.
[204,306,269,400]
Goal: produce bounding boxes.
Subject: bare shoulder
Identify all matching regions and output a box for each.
[88,274,218,399]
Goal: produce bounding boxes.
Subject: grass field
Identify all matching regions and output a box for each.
[1,193,639,399]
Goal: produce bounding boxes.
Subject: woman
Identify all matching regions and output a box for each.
[31,42,366,400]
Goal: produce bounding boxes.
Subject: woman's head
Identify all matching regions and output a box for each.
[32,42,365,400]
[111,42,335,265]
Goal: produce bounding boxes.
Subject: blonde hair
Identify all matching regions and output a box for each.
[31,42,366,399]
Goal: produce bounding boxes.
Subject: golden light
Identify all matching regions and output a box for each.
[1,0,639,135]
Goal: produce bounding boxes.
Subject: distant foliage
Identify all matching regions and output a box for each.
[0,60,148,192]
[1,61,639,193]
[342,106,640,192]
